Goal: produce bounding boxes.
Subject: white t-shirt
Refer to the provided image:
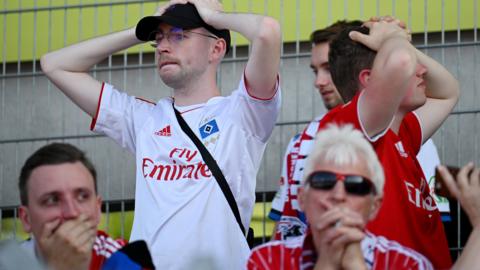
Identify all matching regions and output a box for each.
[92,76,281,269]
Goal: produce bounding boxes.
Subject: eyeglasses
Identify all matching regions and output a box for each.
[306,170,376,196]
[149,28,218,48]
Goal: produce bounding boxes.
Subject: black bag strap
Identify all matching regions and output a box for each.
[173,104,246,235]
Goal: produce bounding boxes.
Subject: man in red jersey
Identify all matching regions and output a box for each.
[318,18,459,268]
[248,124,433,270]
[18,143,125,270]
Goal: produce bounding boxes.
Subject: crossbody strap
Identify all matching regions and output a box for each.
[172,104,246,235]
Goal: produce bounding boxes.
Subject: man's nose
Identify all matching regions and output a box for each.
[61,199,81,220]
[329,181,347,202]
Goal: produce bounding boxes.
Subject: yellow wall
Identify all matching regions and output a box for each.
[1,0,479,63]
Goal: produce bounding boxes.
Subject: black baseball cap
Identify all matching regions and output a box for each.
[136,3,231,54]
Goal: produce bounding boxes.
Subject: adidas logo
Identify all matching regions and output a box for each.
[155,125,171,137]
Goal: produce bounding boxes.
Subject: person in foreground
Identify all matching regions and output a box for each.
[40,0,281,268]
[18,143,125,270]
[248,124,434,270]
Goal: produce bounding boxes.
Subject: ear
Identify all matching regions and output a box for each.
[367,195,383,221]
[358,69,371,88]
[298,186,306,212]
[19,205,32,233]
[209,38,226,63]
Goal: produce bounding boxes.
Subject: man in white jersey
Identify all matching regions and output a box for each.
[40,0,281,269]
[269,18,447,241]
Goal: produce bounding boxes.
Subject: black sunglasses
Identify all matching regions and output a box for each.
[306,170,376,196]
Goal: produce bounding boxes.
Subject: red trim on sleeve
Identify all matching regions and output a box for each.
[244,72,279,101]
[135,97,156,105]
[90,82,105,131]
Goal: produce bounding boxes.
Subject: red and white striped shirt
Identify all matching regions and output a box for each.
[247,230,433,270]
[21,230,125,270]
[89,230,126,269]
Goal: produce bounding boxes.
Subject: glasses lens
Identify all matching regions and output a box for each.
[308,171,337,190]
[344,176,375,195]
[307,171,375,196]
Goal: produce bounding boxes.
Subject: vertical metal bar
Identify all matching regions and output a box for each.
[93,0,98,80]
[391,0,396,17]
[311,0,315,32]
[360,0,364,19]
[441,0,445,44]
[262,191,267,243]
[408,0,412,33]
[46,0,52,111]
[295,0,300,62]
[108,4,113,83]
[122,1,128,240]
[1,0,6,123]
[13,208,17,240]
[16,1,22,139]
[424,0,428,45]
[475,0,478,42]
[328,0,332,24]
[344,0,348,19]
[121,200,125,239]
[376,0,380,17]
[32,0,38,78]
[280,0,285,57]
[457,0,461,43]
[0,208,2,239]
[139,1,144,66]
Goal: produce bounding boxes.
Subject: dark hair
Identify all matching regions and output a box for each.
[19,143,97,205]
[329,26,377,102]
[310,20,363,45]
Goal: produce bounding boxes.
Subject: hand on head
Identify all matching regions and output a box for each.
[438,163,480,228]
[37,214,97,270]
[349,17,411,51]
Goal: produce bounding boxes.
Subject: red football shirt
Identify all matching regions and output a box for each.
[318,93,452,269]
[247,231,433,270]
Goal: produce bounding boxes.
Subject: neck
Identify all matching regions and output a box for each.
[390,110,408,134]
[172,70,220,106]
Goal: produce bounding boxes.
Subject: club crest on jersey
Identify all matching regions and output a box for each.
[199,119,219,139]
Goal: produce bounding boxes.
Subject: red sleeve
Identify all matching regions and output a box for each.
[398,112,422,155]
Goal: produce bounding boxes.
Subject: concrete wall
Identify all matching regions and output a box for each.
[1,43,479,207]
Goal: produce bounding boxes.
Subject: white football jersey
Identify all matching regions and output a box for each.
[92,76,281,269]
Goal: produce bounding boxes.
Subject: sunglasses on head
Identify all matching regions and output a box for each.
[306,170,376,196]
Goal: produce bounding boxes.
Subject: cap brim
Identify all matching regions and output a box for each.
[135,15,199,41]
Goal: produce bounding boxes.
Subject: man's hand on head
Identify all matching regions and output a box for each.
[153,0,187,16]
[37,214,97,270]
[187,0,224,25]
[349,20,410,52]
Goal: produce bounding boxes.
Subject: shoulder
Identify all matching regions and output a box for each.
[363,232,433,269]
[93,231,126,257]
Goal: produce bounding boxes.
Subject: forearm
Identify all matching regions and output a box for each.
[207,12,281,97]
[41,28,140,74]
[361,36,417,135]
[452,227,480,270]
[415,48,459,101]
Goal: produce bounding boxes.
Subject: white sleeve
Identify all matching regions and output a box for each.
[269,135,298,220]
[228,73,281,143]
[90,83,155,154]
